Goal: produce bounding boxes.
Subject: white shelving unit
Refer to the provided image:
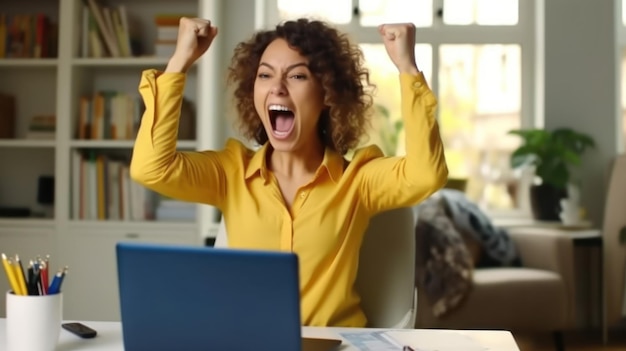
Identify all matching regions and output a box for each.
[0,0,223,320]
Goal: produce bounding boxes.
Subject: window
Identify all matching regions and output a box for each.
[261,0,536,214]
[442,0,518,25]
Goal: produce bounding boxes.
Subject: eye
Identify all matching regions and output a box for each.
[257,72,271,79]
[290,74,307,80]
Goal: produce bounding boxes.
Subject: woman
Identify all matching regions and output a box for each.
[130,17,448,327]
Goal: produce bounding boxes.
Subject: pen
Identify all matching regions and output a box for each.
[403,346,415,351]
[39,259,49,295]
[1,254,20,295]
[13,255,28,296]
[48,266,68,295]
[29,260,42,296]
[27,263,35,295]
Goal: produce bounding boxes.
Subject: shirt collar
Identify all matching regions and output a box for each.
[244,143,345,184]
[320,147,345,183]
[244,142,271,182]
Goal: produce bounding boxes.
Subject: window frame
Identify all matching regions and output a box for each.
[256,0,540,218]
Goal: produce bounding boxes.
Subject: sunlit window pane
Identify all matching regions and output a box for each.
[277,0,352,23]
[444,0,518,25]
[623,0,626,25]
[358,0,433,27]
[439,44,521,210]
[359,44,432,157]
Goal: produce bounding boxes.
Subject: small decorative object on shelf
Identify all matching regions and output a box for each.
[508,127,596,221]
[35,175,55,219]
[0,93,15,138]
[26,115,56,140]
[559,183,582,226]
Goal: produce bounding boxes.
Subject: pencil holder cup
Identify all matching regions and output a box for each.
[5,291,62,351]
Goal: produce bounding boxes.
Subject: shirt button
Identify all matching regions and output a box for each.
[300,192,307,198]
[413,81,423,89]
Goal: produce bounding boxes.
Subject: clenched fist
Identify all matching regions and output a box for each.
[166,17,218,73]
[378,23,419,75]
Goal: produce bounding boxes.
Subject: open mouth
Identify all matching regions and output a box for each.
[268,104,295,137]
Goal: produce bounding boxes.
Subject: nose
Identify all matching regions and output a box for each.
[270,79,287,96]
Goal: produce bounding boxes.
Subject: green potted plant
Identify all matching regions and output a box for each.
[508,127,595,221]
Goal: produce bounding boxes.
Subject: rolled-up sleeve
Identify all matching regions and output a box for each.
[130,69,229,206]
[358,72,448,213]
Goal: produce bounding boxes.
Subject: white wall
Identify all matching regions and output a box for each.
[544,0,620,226]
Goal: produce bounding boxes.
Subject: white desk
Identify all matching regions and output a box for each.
[0,319,520,351]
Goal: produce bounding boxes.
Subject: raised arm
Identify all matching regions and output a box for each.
[130,18,227,205]
[359,23,448,213]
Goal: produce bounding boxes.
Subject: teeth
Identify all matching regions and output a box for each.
[268,104,292,112]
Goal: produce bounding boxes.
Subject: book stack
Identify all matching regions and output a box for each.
[80,0,133,58]
[153,14,190,58]
[26,115,56,140]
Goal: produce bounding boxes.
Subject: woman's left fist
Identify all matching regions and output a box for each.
[378,23,419,75]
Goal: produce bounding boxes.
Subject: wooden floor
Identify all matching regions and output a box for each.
[514,331,626,351]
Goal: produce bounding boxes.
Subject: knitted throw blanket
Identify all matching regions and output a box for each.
[414,190,521,317]
[414,197,473,317]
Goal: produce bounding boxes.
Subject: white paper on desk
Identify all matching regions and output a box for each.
[339,331,400,351]
[385,330,487,351]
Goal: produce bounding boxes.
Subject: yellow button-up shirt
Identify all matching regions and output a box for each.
[130,69,448,327]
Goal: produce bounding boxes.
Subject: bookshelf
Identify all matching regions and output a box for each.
[0,0,223,320]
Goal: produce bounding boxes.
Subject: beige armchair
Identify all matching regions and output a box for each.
[416,227,577,351]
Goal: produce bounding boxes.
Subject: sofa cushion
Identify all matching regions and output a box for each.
[417,268,568,331]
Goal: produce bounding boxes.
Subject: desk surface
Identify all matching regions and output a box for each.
[0,320,520,351]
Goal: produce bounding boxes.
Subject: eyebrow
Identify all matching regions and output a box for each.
[258,62,309,72]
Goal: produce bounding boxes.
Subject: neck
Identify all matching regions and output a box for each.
[268,140,325,178]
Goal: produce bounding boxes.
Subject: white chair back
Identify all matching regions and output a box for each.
[355,207,416,328]
[213,207,416,328]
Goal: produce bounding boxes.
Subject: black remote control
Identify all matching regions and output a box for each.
[62,322,98,339]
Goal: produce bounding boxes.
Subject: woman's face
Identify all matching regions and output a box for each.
[253,38,326,153]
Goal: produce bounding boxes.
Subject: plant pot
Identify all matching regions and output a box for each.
[529,183,567,221]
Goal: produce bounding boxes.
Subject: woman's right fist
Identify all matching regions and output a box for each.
[166,17,218,73]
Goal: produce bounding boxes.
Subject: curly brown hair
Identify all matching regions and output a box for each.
[227,18,373,155]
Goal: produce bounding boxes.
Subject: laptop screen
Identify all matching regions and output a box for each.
[116,242,302,351]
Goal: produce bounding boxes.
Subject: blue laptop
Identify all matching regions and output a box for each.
[116,242,341,351]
